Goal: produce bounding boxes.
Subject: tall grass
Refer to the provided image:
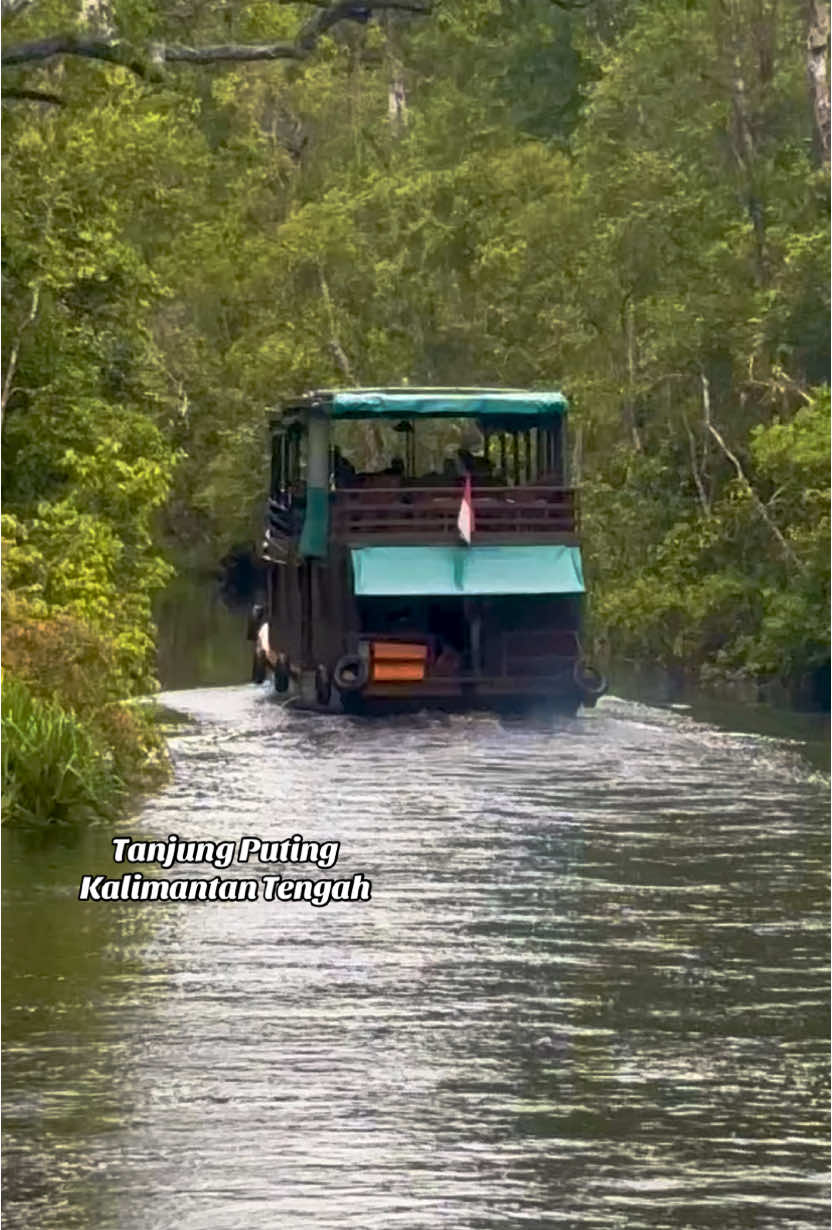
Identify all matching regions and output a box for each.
[1,675,125,825]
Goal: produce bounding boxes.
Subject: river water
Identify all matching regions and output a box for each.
[3,592,830,1229]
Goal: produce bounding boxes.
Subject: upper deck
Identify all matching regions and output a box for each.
[263,386,576,561]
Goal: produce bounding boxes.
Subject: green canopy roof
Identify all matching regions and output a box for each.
[300,388,568,420]
[351,545,584,597]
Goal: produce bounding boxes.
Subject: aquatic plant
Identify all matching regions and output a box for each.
[1,674,125,825]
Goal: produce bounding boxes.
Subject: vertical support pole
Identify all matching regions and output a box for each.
[553,418,564,486]
[301,562,313,668]
[270,431,280,496]
[307,415,331,486]
[299,412,331,558]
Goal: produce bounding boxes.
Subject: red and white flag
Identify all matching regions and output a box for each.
[457,473,474,545]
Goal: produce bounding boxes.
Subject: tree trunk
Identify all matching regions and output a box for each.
[807,0,831,163]
[719,0,768,281]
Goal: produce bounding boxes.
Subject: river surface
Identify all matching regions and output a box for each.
[3,598,830,1228]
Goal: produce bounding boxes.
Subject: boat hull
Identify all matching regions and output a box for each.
[339,693,585,716]
[282,670,600,716]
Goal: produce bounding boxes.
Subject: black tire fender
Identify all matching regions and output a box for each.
[573,660,607,699]
[333,654,369,693]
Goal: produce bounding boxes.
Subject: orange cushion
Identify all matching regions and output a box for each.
[372,641,428,661]
[372,662,425,682]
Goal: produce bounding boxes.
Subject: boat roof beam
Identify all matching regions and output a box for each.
[279,388,568,422]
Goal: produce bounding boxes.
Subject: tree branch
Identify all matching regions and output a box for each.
[699,366,711,500]
[153,39,302,66]
[2,0,431,75]
[682,410,710,517]
[318,264,356,384]
[2,35,153,74]
[2,86,64,103]
[1,283,40,427]
[1,34,297,72]
[706,417,805,572]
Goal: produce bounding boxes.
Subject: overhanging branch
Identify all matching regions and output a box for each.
[2,86,64,103]
[2,35,152,74]
[706,418,805,573]
[2,0,431,76]
[153,39,302,66]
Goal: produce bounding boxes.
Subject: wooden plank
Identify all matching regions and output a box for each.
[341,533,580,546]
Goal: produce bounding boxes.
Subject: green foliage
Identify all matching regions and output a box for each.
[2,69,182,741]
[593,389,830,689]
[2,674,124,825]
[1,594,170,817]
[741,392,831,679]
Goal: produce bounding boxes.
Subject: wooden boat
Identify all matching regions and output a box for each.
[251,387,607,713]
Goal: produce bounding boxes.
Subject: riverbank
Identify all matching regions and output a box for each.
[1,674,171,827]
[0,607,172,827]
[606,662,830,773]
[598,647,830,714]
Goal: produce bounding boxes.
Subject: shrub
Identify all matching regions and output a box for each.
[1,674,124,825]
[1,599,122,713]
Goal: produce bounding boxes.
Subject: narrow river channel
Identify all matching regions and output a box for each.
[3,594,829,1229]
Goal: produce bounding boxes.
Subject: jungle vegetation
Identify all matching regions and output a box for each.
[2,0,829,819]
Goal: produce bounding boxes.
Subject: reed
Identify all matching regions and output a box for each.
[1,674,125,825]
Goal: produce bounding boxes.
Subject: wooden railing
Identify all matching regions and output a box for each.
[330,485,577,541]
[262,486,578,556]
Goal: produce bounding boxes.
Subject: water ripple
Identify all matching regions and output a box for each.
[3,690,828,1229]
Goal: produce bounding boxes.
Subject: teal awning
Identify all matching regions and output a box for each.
[328,389,567,420]
[351,545,584,597]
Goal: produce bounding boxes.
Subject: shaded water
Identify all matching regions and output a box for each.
[153,574,253,690]
[4,678,829,1229]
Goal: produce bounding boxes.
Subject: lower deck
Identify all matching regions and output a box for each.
[259,547,605,710]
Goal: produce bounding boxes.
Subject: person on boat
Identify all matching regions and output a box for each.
[332,446,356,488]
[355,455,406,486]
[250,606,278,683]
[441,453,459,481]
[456,447,493,480]
[456,447,475,474]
